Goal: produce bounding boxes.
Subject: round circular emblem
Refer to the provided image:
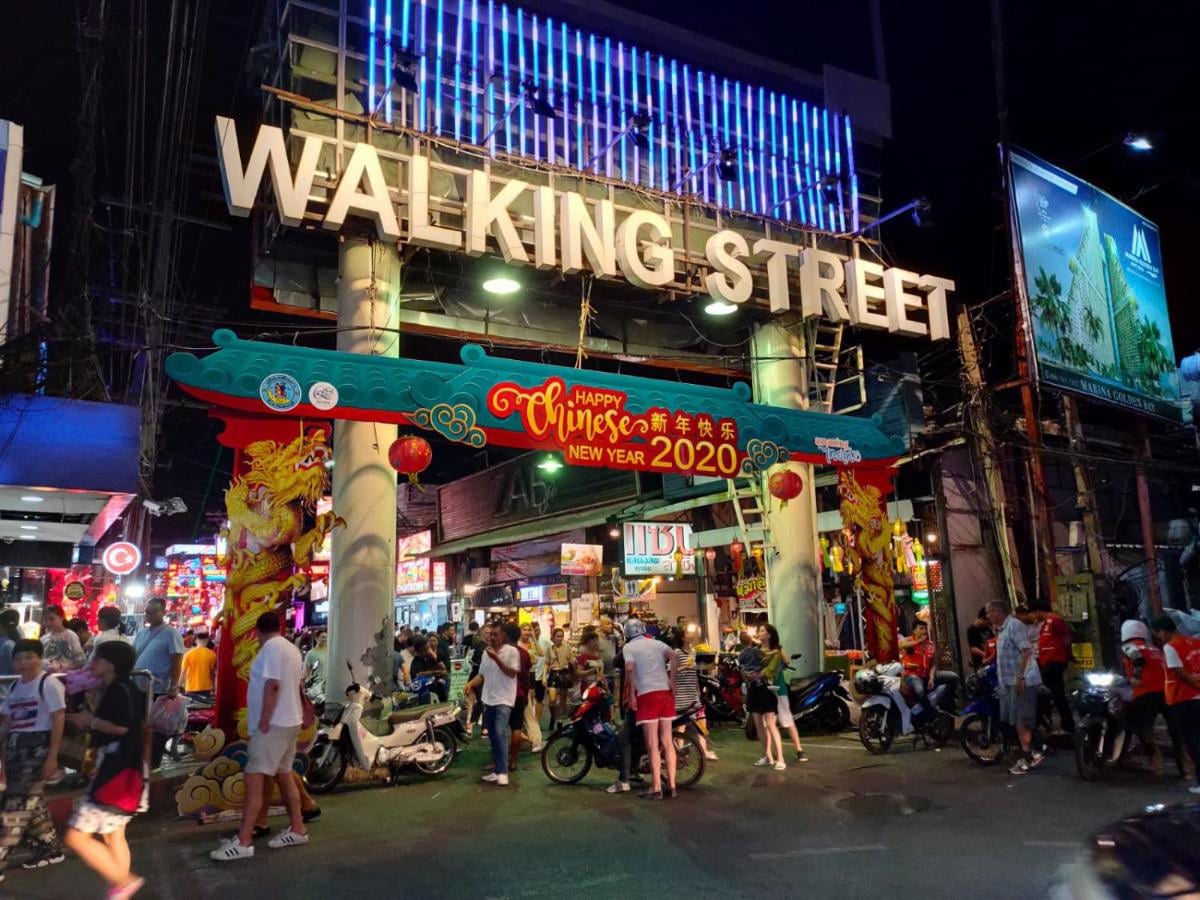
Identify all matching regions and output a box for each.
[260,373,302,412]
[64,581,86,601]
[308,381,340,411]
[102,542,142,576]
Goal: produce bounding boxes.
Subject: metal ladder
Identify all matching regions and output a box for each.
[804,320,867,415]
[727,476,772,556]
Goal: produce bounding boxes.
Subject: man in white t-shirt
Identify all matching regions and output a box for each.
[211,612,308,861]
[470,623,520,786]
[621,619,678,799]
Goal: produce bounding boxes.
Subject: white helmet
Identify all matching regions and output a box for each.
[1120,620,1150,643]
[623,618,647,640]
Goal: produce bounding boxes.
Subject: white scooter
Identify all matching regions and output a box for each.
[307,665,461,793]
[856,662,955,754]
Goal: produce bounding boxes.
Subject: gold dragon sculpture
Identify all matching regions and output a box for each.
[837,468,899,662]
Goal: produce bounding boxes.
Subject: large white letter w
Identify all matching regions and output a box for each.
[214,116,321,227]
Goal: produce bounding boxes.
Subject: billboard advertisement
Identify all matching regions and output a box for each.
[1009,148,1181,421]
[560,544,603,577]
[622,522,696,576]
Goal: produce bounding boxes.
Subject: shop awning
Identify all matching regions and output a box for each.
[427,498,634,558]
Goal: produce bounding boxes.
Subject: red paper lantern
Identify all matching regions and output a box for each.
[730,539,745,576]
[388,435,433,484]
[768,467,804,508]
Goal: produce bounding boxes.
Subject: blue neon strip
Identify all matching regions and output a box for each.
[516,10,526,156]
[531,15,540,159]
[469,0,479,141]
[603,37,613,177]
[631,48,640,185]
[644,51,654,188]
[721,78,732,208]
[811,104,825,230]
[417,0,428,131]
[589,35,599,171]
[822,106,833,228]
[768,91,779,217]
[453,2,465,141]
[434,0,444,135]
[756,86,766,214]
[486,1,496,152]
[733,81,746,211]
[845,113,859,233]
[744,85,756,213]
[832,111,846,233]
[561,23,570,167]
[697,70,709,201]
[670,59,681,193]
[501,4,511,152]
[401,0,412,125]
[657,56,668,191]
[617,42,626,180]
[384,0,393,122]
[546,17,555,163]
[368,0,377,118]
[575,29,584,170]
[683,63,695,194]
[709,73,719,206]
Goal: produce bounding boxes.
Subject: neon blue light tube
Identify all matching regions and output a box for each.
[546,18,555,163]
[845,113,858,233]
[368,0,377,120]
[617,42,627,180]
[683,63,695,195]
[832,111,845,233]
[631,48,640,184]
[768,91,779,217]
[469,0,479,141]
[589,35,599,172]
[417,0,428,131]
[531,15,540,159]
[657,56,668,191]
[603,37,612,177]
[561,23,570,168]
[721,78,731,208]
[433,0,444,135]
[575,29,584,170]
[501,4,511,152]
[822,106,833,228]
[384,0,393,123]
[517,9,526,156]
[486,1,496,152]
[452,0,463,138]
[670,59,681,193]
[734,81,745,211]
[644,51,654,188]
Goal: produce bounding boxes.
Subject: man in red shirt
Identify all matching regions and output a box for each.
[1033,599,1075,734]
[898,622,958,711]
[1151,615,1200,794]
[1121,620,1187,777]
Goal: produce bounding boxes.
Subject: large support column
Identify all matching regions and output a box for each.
[751,322,822,668]
[328,238,400,700]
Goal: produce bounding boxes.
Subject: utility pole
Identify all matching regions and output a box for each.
[1135,419,1163,614]
[956,305,1019,608]
[1061,396,1108,579]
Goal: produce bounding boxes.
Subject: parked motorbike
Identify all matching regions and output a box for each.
[307,665,462,793]
[959,664,1008,765]
[856,663,954,754]
[784,663,853,733]
[540,682,706,789]
[700,654,746,726]
[1073,671,1135,781]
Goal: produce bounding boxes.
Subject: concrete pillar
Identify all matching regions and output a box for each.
[328,238,400,699]
[751,321,822,670]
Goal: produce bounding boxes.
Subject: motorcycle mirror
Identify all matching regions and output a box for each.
[790,653,802,659]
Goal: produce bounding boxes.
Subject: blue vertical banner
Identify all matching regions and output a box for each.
[1009,147,1181,421]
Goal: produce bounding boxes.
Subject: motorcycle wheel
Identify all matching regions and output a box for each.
[929,712,955,747]
[1074,725,1104,781]
[859,706,893,755]
[541,732,593,784]
[413,735,455,776]
[818,698,850,733]
[670,731,707,789]
[960,714,1008,765]
[433,727,459,760]
[307,742,348,794]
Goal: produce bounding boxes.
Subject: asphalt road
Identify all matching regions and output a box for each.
[7,723,1192,900]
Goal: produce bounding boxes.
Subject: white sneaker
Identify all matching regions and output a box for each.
[773,761,787,771]
[267,829,309,849]
[705,750,719,761]
[530,743,545,753]
[754,757,770,767]
[210,839,255,861]
[496,773,509,786]
[482,772,500,783]
[606,780,631,794]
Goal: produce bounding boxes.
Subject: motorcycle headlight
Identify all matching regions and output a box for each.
[1085,673,1115,688]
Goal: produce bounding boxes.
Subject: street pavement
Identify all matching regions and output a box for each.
[7,724,1192,900]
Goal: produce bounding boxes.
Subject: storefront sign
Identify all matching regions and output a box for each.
[518,583,569,605]
[216,117,954,339]
[814,437,863,466]
[448,658,471,702]
[102,542,142,576]
[488,378,741,477]
[397,558,431,595]
[259,373,302,412]
[307,381,339,411]
[64,581,86,602]
[735,574,767,612]
[560,543,603,576]
[432,561,447,593]
[623,523,696,576]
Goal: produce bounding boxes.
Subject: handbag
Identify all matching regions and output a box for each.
[90,762,144,815]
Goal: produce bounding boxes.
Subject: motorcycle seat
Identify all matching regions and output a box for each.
[789,674,824,693]
[387,704,443,726]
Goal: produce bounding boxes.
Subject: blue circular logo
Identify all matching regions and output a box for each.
[260,373,302,412]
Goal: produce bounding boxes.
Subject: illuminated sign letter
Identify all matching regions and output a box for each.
[919,275,955,340]
[408,155,461,250]
[797,249,850,321]
[323,142,401,240]
[753,239,800,313]
[882,267,927,337]
[466,171,530,264]
[214,117,320,228]
[533,186,556,269]
[845,258,889,331]
[615,211,674,288]
[704,231,752,305]
[560,193,617,277]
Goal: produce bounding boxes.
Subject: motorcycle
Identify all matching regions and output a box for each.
[700,654,746,726]
[1073,671,1134,781]
[784,662,853,734]
[959,664,1009,765]
[540,682,706,789]
[307,665,462,793]
[856,663,955,754]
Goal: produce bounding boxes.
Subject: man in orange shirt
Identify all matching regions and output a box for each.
[1033,599,1074,734]
[1122,619,1186,777]
[1151,615,1200,795]
[179,633,217,702]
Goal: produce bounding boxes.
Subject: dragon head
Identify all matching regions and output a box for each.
[243,426,332,511]
[837,469,884,534]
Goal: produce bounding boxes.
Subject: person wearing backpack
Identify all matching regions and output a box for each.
[0,638,67,882]
[64,639,146,898]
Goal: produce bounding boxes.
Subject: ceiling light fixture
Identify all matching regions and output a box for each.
[1123,133,1153,151]
[19,495,45,503]
[18,535,36,541]
[536,454,564,473]
[482,276,521,295]
[704,299,738,316]
[19,525,37,531]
